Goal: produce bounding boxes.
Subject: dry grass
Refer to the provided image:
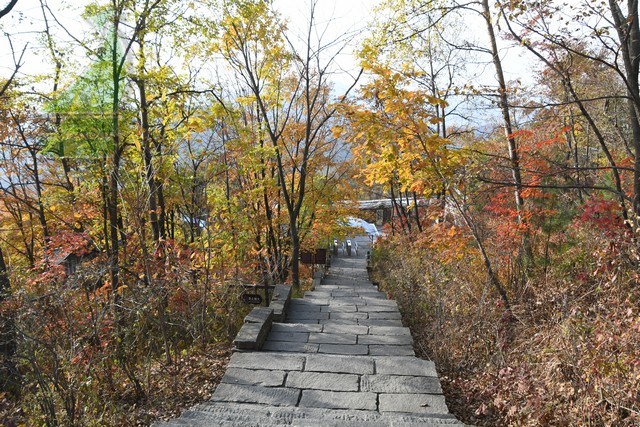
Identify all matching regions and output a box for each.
[0,342,233,427]
[371,229,640,426]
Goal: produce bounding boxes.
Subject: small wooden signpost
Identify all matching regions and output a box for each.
[300,248,328,277]
[300,248,327,265]
[241,293,263,305]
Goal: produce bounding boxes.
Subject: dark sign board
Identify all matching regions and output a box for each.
[300,248,327,265]
[241,293,263,304]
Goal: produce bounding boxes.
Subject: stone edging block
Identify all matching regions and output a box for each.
[270,284,292,322]
[311,270,324,290]
[233,307,274,351]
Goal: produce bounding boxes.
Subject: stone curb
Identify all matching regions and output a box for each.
[233,259,329,351]
[233,307,274,350]
[233,283,294,350]
[271,284,292,322]
[311,270,324,291]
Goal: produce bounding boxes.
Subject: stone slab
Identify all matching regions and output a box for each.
[286,371,359,391]
[320,319,359,326]
[288,301,323,312]
[299,390,377,410]
[323,324,369,335]
[271,323,323,333]
[321,305,358,313]
[288,318,321,324]
[361,374,442,394]
[289,418,388,427]
[308,333,357,344]
[330,301,365,307]
[368,326,411,336]
[378,393,449,414]
[357,305,399,312]
[361,299,398,307]
[160,409,460,427]
[318,344,369,355]
[329,312,368,320]
[375,357,438,377]
[176,403,464,425]
[221,368,286,387]
[233,322,264,350]
[368,311,403,320]
[229,352,304,371]
[350,290,384,296]
[302,298,330,305]
[334,298,366,305]
[262,341,319,353]
[189,401,451,420]
[272,283,292,297]
[319,284,343,289]
[233,307,275,350]
[304,291,333,298]
[358,319,404,327]
[359,294,387,300]
[369,345,415,356]
[270,284,291,322]
[304,354,374,374]
[287,311,330,320]
[267,331,309,342]
[358,334,413,345]
[244,307,274,324]
[211,383,300,406]
[331,291,361,297]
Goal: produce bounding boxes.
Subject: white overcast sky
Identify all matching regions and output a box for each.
[0,0,380,83]
[0,0,533,125]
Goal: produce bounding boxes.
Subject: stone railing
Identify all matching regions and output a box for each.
[232,283,292,351]
[232,267,328,351]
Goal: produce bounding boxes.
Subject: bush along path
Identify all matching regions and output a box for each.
[155,235,467,426]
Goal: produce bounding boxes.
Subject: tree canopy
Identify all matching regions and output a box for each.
[0,0,639,425]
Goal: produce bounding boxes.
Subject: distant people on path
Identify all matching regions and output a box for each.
[333,237,361,257]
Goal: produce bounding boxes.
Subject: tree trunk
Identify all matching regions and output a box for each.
[0,246,18,394]
[482,0,530,260]
[136,77,161,242]
[290,223,300,293]
[412,191,423,232]
[109,11,122,299]
[609,0,640,218]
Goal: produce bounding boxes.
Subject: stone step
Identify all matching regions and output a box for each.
[265,323,414,346]
[154,402,468,426]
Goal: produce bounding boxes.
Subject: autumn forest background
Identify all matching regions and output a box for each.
[0,0,639,425]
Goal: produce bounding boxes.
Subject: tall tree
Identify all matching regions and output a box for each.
[218,0,360,289]
[0,0,21,396]
[367,0,531,258]
[498,0,640,231]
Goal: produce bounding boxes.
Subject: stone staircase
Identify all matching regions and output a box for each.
[155,236,467,426]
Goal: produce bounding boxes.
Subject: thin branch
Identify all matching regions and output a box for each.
[0,35,27,97]
[0,0,17,19]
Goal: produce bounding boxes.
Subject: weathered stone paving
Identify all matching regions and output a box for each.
[156,236,467,426]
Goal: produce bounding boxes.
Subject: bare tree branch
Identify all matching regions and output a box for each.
[0,0,17,20]
[0,34,27,98]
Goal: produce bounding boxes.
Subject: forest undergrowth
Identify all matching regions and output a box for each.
[1,339,232,427]
[0,239,252,426]
[371,221,640,426]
